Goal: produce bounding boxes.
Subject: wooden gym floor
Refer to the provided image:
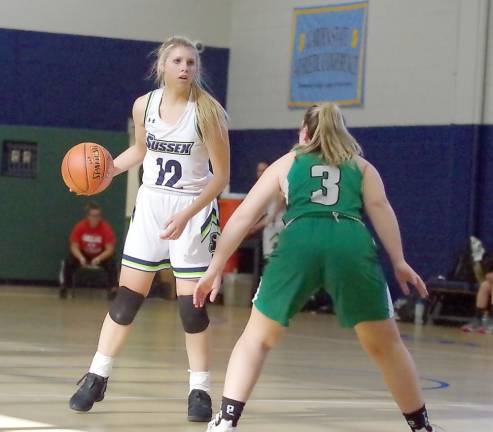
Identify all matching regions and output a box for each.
[0,286,492,432]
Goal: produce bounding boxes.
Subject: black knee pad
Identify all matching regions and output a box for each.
[109,286,145,325]
[178,295,209,334]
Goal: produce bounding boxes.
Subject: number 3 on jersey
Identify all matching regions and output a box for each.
[310,165,340,206]
[155,158,182,188]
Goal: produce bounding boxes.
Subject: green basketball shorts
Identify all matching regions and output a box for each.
[253,216,394,328]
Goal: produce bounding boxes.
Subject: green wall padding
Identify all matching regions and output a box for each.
[0,126,128,281]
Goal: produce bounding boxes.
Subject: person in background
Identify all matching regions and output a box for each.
[255,161,269,180]
[60,202,118,299]
[462,240,493,333]
[249,161,285,260]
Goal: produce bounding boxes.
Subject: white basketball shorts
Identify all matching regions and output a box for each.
[122,185,220,279]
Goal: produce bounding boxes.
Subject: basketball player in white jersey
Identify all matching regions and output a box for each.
[69,36,230,422]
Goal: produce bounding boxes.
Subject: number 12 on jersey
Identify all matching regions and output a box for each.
[310,165,340,206]
[155,158,182,188]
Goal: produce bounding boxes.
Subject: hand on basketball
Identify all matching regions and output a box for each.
[393,260,428,298]
[61,142,113,195]
[194,270,222,308]
[160,211,190,240]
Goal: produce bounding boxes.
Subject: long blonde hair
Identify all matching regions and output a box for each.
[150,36,228,143]
[299,103,362,165]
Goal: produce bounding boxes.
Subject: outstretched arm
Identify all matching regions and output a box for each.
[194,152,294,306]
[362,161,428,297]
[249,192,286,234]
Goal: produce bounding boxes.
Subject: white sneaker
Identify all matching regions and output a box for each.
[207,413,237,431]
[461,317,482,332]
[479,317,493,334]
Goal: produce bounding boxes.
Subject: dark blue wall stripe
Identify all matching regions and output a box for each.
[0,28,229,131]
[478,125,493,251]
[230,125,492,297]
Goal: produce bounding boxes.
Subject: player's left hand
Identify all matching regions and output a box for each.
[160,211,190,240]
[194,270,222,308]
[393,260,428,298]
[91,257,102,266]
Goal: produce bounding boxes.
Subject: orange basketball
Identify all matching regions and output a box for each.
[61,142,114,195]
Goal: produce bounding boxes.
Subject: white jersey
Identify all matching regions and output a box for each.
[142,88,212,194]
[263,199,285,258]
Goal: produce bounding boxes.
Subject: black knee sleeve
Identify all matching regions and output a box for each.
[109,286,145,325]
[178,295,209,334]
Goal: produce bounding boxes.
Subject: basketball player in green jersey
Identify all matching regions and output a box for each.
[195,103,442,432]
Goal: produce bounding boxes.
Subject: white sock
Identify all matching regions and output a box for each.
[189,370,210,394]
[89,352,114,378]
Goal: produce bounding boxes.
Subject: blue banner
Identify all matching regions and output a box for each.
[289,2,368,108]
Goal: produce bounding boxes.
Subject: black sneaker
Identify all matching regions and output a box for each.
[69,373,108,412]
[188,389,212,422]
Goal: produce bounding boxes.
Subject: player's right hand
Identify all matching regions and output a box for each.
[194,269,221,308]
[79,256,87,266]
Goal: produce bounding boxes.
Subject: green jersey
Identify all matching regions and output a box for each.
[283,151,363,223]
[255,151,391,328]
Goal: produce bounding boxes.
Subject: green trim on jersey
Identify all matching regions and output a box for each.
[122,259,171,272]
[173,267,208,279]
[143,90,155,123]
[200,208,220,241]
[284,152,363,224]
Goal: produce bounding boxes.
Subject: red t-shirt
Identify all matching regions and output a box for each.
[70,220,116,258]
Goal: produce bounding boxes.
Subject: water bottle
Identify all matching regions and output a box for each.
[414,300,424,325]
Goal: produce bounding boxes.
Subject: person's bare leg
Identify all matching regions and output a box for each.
[208,307,285,428]
[176,279,210,374]
[355,319,423,412]
[462,278,493,332]
[96,267,155,356]
[69,267,155,411]
[355,319,433,431]
[176,278,215,422]
[222,306,285,401]
[476,280,492,310]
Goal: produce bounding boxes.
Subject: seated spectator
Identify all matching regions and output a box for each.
[461,241,493,333]
[60,202,118,299]
[461,272,493,333]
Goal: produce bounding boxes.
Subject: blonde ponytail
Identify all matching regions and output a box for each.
[192,84,228,143]
[299,103,361,166]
